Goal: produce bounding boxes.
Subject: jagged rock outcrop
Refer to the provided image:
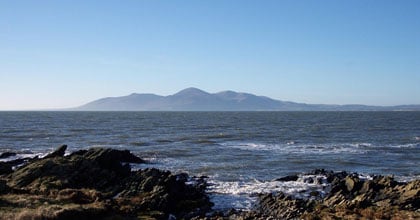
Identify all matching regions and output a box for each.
[259,170,420,220]
[0,146,212,220]
[44,144,67,159]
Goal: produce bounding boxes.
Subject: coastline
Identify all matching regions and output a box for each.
[1,146,419,219]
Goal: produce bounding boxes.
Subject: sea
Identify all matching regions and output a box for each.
[1,111,419,210]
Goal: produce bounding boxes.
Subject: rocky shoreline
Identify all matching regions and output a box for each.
[0,145,211,219]
[1,146,419,219]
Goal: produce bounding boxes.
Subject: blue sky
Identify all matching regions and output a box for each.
[0,0,419,110]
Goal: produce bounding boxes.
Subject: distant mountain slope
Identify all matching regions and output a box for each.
[75,87,420,111]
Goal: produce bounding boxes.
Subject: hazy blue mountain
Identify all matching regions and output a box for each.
[75,87,420,111]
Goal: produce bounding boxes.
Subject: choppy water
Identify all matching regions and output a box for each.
[1,111,419,210]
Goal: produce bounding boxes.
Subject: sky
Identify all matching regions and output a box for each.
[0,0,419,110]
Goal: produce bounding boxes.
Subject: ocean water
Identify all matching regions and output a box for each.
[1,111,420,210]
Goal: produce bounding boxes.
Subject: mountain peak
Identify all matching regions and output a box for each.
[172,87,210,97]
[217,90,237,95]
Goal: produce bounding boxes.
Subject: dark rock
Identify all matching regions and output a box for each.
[0,179,10,194]
[0,158,28,175]
[375,175,398,188]
[9,148,139,190]
[310,191,320,197]
[116,168,212,218]
[70,147,144,164]
[276,174,299,182]
[69,149,87,156]
[0,152,17,159]
[0,162,13,175]
[306,177,315,184]
[258,192,313,219]
[310,168,330,175]
[326,170,348,184]
[44,144,67,158]
[1,146,212,219]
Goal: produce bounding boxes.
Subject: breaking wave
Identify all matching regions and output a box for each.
[207,174,330,210]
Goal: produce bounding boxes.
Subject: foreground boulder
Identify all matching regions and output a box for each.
[8,147,141,191]
[0,146,212,220]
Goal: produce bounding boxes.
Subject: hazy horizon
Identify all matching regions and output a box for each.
[2,87,420,111]
[1,1,419,110]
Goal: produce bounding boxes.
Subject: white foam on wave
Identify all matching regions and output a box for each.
[389,143,419,148]
[358,174,374,181]
[220,142,370,154]
[395,175,420,182]
[0,152,43,163]
[207,174,329,210]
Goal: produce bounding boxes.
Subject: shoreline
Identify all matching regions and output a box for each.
[1,146,419,219]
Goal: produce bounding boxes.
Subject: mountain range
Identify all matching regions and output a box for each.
[75,87,420,111]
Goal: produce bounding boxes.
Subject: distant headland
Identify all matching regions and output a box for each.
[74,87,420,111]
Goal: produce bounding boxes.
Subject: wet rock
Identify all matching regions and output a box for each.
[0,179,10,194]
[0,158,27,175]
[310,191,320,197]
[0,152,16,159]
[44,144,67,158]
[275,174,298,182]
[0,162,13,175]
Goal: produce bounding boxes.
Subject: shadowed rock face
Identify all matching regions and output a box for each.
[0,146,212,220]
[43,144,67,159]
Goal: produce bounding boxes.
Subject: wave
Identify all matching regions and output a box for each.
[155,139,173,143]
[191,139,217,144]
[207,174,330,210]
[0,151,43,163]
[220,142,371,154]
[220,141,419,155]
[390,143,419,148]
[197,133,235,140]
[129,142,150,147]
[395,174,420,182]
